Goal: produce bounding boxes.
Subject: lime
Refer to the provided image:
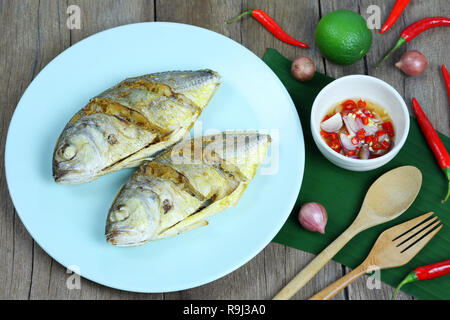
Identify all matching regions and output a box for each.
[315,10,372,65]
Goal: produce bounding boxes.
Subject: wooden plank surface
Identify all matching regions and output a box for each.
[0,0,448,300]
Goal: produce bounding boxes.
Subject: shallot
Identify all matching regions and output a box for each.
[359,145,370,160]
[340,133,359,151]
[291,57,316,82]
[360,120,379,136]
[395,50,429,76]
[321,113,343,133]
[343,116,361,135]
[298,202,328,234]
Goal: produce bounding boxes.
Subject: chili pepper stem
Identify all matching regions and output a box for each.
[377,37,406,67]
[392,272,418,300]
[443,167,450,203]
[226,10,252,24]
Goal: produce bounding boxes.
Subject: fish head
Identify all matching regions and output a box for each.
[105,180,160,246]
[53,119,108,184]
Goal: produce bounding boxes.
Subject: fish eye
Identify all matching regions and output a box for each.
[107,134,118,145]
[59,143,77,161]
[112,205,130,222]
[162,199,173,214]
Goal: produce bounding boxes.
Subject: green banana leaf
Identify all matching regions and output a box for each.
[264,48,450,300]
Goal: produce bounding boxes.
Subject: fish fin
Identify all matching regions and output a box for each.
[155,182,247,239]
[155,220,208,240]
[101,127,189,173]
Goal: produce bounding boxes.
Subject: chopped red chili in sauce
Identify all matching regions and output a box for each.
[320,98,395,159]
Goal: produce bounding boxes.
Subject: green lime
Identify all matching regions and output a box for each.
[315,10,372,65]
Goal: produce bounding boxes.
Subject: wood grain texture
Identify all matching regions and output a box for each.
[1,0,44,300]
[0,0,448,300]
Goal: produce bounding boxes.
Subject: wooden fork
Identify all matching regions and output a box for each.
[309,212,442,300]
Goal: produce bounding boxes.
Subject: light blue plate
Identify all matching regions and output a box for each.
[5,22,304,293]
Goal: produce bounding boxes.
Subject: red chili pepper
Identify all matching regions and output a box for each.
[378,17,450,66]
[330,141,341,153]
[382,121,395,136]
[226,9,309,48]
[342,100,357,109]
[372,142,382,151]
[442,65,450,105]
[382,122,392,130]
[392,259,450,299]
[329,132,338,141]
[357,99,367,108]
[365,135,374,144]
[412,98,450,203]
[380,0,412,34]
[357,128,366,141]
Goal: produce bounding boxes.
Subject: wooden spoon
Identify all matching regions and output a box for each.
[273,166,422,300]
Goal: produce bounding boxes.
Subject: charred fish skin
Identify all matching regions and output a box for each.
[53,70,221,185]
[105,132,271,247]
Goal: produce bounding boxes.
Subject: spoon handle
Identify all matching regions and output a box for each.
[308,264,368,300]
[273,226,360,300]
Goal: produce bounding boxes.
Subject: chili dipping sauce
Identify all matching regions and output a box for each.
[320,99,395,159]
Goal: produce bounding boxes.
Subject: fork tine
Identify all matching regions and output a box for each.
[395,216,439,247]
[399,222,442,254]
[392,212,434,241]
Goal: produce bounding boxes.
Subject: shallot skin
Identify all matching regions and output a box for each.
[395,50,429,76]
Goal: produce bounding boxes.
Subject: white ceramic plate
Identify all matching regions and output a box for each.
[5,22,304,293]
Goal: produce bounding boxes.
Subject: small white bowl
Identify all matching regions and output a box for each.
[311,75,409,171]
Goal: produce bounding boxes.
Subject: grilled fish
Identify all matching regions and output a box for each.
[105,132,271,246]
[53,70,221,185]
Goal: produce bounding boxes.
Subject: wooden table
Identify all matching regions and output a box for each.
[1,0,448,300]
